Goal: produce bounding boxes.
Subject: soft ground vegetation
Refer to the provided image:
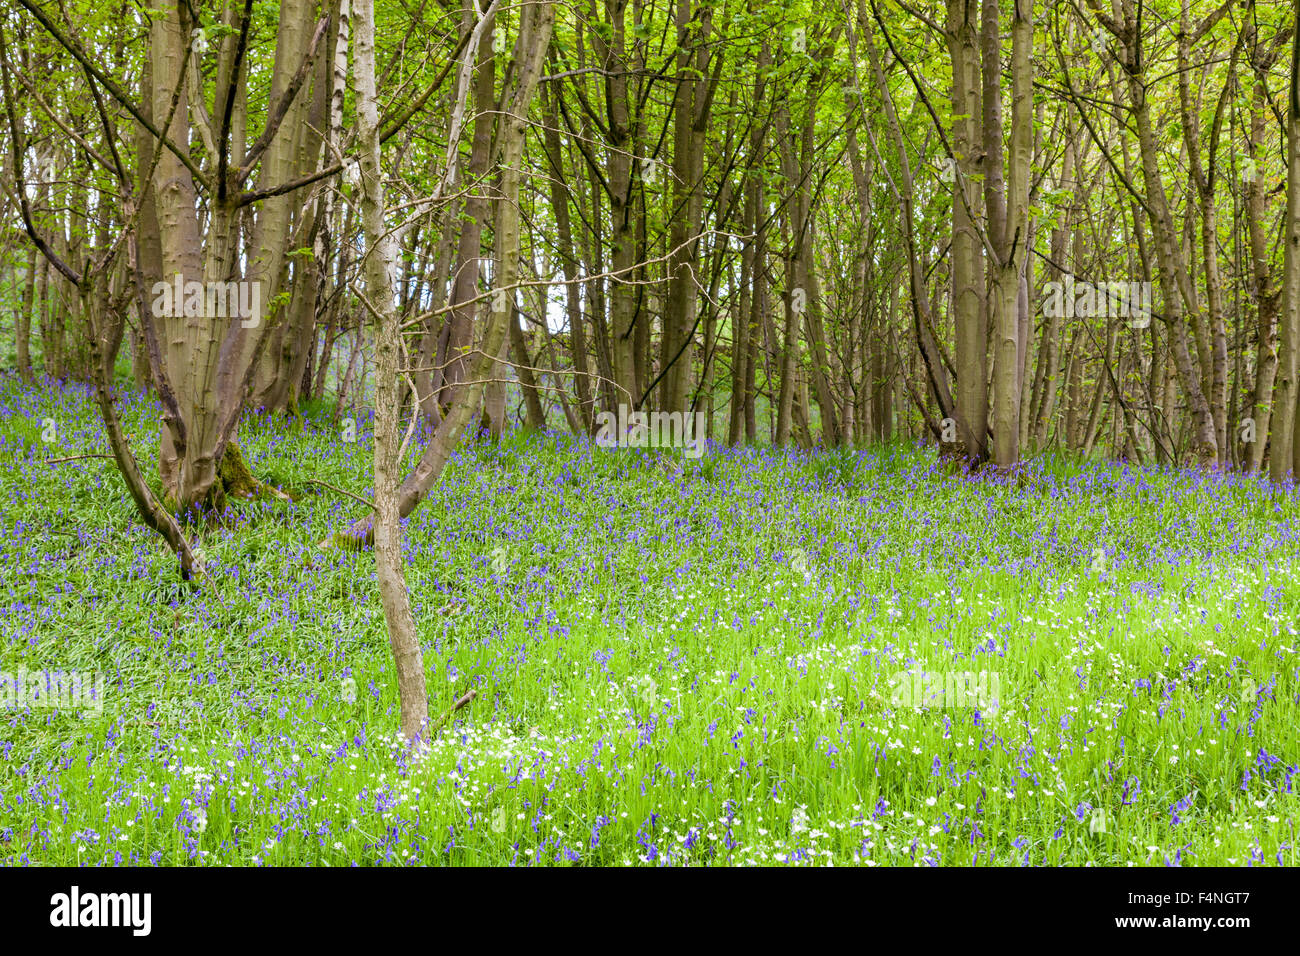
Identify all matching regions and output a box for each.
[2,375,1296,866]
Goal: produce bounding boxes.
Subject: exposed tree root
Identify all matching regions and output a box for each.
[219,440,293,502]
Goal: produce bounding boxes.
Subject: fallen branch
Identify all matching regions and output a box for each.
[427,688,476,738]
[301,478,376,510]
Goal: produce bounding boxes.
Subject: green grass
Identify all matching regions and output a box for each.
[1,372,1298,866]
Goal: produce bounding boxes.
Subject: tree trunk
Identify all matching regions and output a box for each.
[352,0,428,742]
[327,0,553,548]
[1273,16,1300,482]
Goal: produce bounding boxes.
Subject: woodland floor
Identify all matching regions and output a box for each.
[1,373,1298,866]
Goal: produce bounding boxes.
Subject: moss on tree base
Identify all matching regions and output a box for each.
[164,440,293,519]
[219,440,287,501]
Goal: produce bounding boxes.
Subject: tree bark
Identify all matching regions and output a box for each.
[352,0,428,742]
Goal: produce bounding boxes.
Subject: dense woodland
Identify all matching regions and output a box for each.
[1,0,1298,513]
[3,0,1300,869]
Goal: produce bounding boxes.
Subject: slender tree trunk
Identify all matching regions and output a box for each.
[352,0,428,742]
[1274,16,1300,481]
[438,4,495,410]
[16,246,34,383]
[1246,82,1279,474]
[983,0,1031,468]
[328,0,553,547]
[947,0,987,461]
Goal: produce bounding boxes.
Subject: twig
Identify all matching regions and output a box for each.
[45,454,115,464]
[300,478,376,510]
[427,689,476,737]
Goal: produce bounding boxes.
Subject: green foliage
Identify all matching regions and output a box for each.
[2,377,1297,866]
